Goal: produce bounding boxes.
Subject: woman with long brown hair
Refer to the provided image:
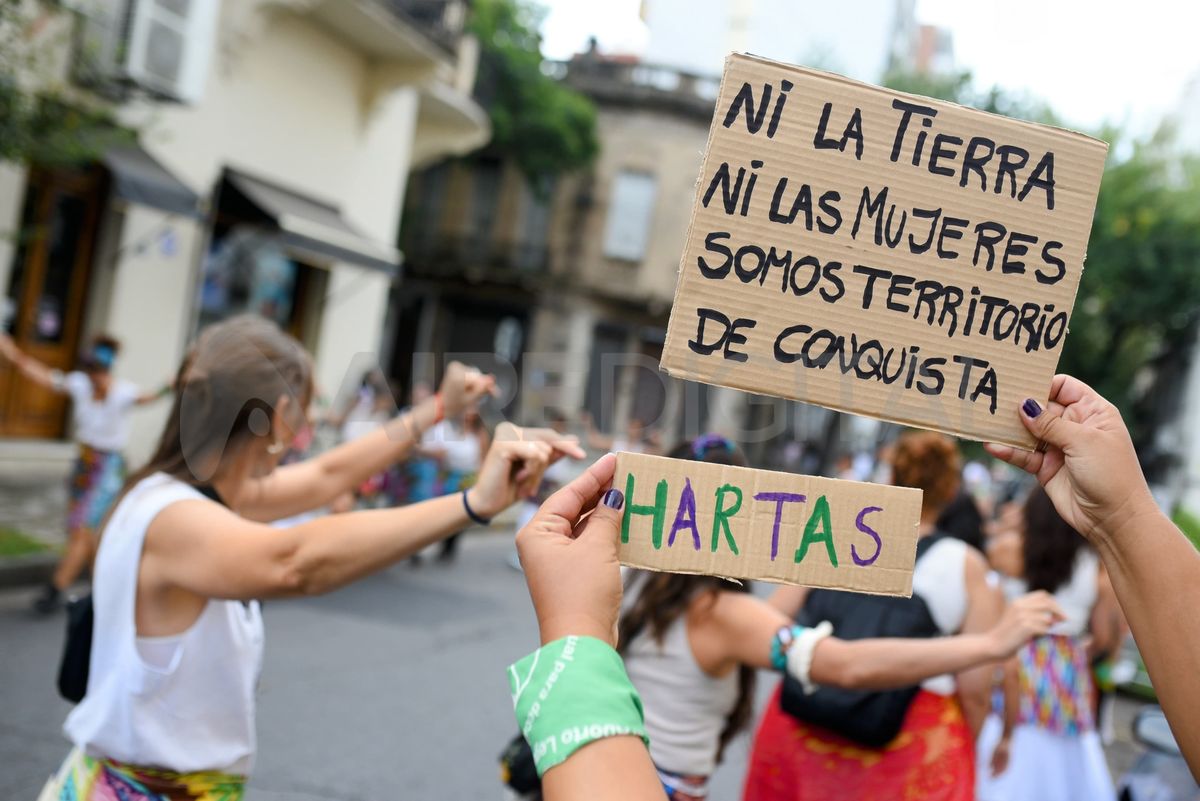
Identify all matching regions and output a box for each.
[976,487,1123,801]
[42,315,582,801]
[744,431,1009,801]
[619,435,1062,801]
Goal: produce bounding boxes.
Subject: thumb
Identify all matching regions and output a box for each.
[576,488,625,547]
[1020,397,1080,451]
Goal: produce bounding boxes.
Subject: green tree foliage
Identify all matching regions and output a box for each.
[1063,140,1200,423]
[884,70,1200,434]
[0,2,131,167]
[469,0,598,184]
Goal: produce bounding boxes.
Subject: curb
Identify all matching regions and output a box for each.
[0,552,58,590]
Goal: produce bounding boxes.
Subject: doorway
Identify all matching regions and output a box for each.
[0,167,104,438]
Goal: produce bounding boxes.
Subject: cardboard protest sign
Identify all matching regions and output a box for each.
[616,451,922,596]
[661,54,1108,448]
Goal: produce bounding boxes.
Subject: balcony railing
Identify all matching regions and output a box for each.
[376,0,467,55]
[402,232,550,280]
[543,56,722,120]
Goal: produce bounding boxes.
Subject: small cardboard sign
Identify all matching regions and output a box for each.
[661,54,1108,448]
[615,452,922,596]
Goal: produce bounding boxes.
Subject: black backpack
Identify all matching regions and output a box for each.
[779,532,949,748]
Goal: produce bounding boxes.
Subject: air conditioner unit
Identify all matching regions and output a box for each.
[73,0,219,104]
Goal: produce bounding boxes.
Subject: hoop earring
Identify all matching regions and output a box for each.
[266,440,286,455]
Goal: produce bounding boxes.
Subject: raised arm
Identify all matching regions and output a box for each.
[1087,562,1127,661]
[231,362,496,521]
[987,374,1200,778]
[708,586,1061,691]
[135,383,173,406]
[0,333,63,392]
[146,425,580,600]
[514,456,667,801]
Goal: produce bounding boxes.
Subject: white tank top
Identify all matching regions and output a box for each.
[910,536,970,696]
[1001,549,1099,636]
[64,473,264,774]
[623,609,739,777]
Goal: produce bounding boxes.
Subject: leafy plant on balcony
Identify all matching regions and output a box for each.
[0,3,132,167]
[469,0,597,186]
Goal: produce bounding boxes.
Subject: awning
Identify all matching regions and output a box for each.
[103,145,201,218]
[224,170,402,275]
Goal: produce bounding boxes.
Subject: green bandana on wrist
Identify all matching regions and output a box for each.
[508,635,649,776]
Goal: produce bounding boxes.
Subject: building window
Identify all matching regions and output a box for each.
[515,176,555,272]
[602,170,657,262]
[584,323,629,431]
[199,227,309,331]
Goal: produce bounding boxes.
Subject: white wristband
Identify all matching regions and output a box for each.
[786,620,834,694]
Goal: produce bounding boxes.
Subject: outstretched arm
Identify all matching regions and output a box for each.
[147,426,578,600]
[709,587,1062,690]
[987,374,1200,778]
[135,383,173,406]
[0,333,63,392]
[231,362,497,521]
[515,456,668,801]
[956,549,1007,739]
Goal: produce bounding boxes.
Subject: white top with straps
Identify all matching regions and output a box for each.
[1001,549,1099,636]
[910,536,970,696]
[624,611,739,777]
[64,473,264,774]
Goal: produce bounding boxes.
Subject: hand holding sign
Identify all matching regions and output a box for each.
[516,453,625,647]
[616,452,922,596]
[985,375,1159,546]
[662,54,1108,448]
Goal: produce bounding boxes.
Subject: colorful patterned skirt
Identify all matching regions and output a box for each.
[975,635,1113,801]
[67,445,126,535]
[743,687,975,801]
[40,748,245,801]
[1017,634,1094,734]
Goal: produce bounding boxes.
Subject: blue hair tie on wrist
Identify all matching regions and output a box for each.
[462,489,491,526]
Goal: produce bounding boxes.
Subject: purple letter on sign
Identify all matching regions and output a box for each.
[852,506,883,566]
[753,492,806,560]
[668,477,702,550]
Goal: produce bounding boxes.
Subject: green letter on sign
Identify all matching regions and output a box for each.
[711,484,742,555]
[622,473,669,549]
[795,495,838,567]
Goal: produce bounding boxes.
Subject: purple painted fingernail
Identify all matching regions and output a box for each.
[1022,398,1042,418]
[602,489,624,510]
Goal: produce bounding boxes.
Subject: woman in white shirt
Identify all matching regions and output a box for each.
[422,407,489,561]
[41,315,581,801]
[0,333,167,612]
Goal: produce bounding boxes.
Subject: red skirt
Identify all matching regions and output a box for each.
[743,687,975,801]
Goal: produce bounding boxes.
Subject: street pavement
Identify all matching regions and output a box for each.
[0,532,1146,800]
[0,533,761,799]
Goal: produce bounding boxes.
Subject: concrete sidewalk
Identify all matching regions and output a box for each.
[0,438,73,589]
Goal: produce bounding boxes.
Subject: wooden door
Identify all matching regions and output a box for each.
[0,167,103,438]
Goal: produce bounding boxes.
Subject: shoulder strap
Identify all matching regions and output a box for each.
[194,483,228,508]
[915,530,951,562]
